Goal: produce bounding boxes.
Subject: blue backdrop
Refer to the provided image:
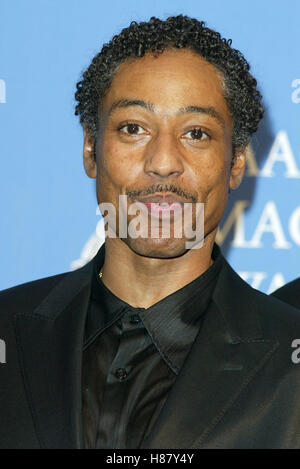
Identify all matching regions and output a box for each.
[1,0,299,293]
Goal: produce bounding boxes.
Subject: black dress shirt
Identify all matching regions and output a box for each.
[81,243,223,449]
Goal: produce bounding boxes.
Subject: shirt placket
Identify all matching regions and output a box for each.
[96,310,147,448]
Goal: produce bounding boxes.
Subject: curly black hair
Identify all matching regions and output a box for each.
[75,15,264,155]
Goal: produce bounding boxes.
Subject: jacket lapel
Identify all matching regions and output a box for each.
[142,259,279,449]
[14,261,93,449]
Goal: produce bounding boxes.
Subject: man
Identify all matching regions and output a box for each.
[272,278,300,309]
[1,16,300,449]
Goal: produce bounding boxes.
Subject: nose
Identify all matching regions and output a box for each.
[143,131,184,179]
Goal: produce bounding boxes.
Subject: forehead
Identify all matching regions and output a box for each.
[101,48,231,121]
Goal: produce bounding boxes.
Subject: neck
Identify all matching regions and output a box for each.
[100,230,217,309]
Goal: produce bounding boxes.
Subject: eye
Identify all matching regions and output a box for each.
[183,128,209,141]
[118,123,146,135]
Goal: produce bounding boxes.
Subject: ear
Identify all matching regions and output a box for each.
[83,126,97,178]
[229,148,247,190]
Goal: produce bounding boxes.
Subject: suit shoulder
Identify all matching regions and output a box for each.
[0,271,70,316]
[219,259,300,338]
[271,277,300,310]
[245,278,300,339]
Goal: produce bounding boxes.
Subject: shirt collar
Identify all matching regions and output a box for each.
[85,243,223,374]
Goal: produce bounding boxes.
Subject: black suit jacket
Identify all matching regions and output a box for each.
[272,278,300,310]
[1,253,300,449]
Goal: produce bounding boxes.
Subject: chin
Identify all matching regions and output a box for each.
[122,236,189,259]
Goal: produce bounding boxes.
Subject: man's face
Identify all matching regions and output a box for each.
[84,48,245,258]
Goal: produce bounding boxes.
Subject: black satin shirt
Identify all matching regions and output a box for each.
[81,243,223,449]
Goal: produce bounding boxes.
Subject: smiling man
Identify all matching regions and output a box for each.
[1,16,300,449]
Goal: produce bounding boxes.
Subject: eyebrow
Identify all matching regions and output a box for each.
[108,99,155,115]
[178,105,225,129]
[108,99,225,129]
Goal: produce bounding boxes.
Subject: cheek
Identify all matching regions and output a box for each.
[195,157,231,233]
[192,153,231,201]
[98,141,140,189]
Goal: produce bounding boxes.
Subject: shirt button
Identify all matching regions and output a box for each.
[115,368,128,381]
[130,314,141,324]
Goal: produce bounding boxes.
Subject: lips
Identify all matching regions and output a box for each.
[135,193,187,215]
[136,192,187,205]
[142,202,182,214]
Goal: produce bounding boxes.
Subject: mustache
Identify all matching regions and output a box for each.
[125,183,197,203]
